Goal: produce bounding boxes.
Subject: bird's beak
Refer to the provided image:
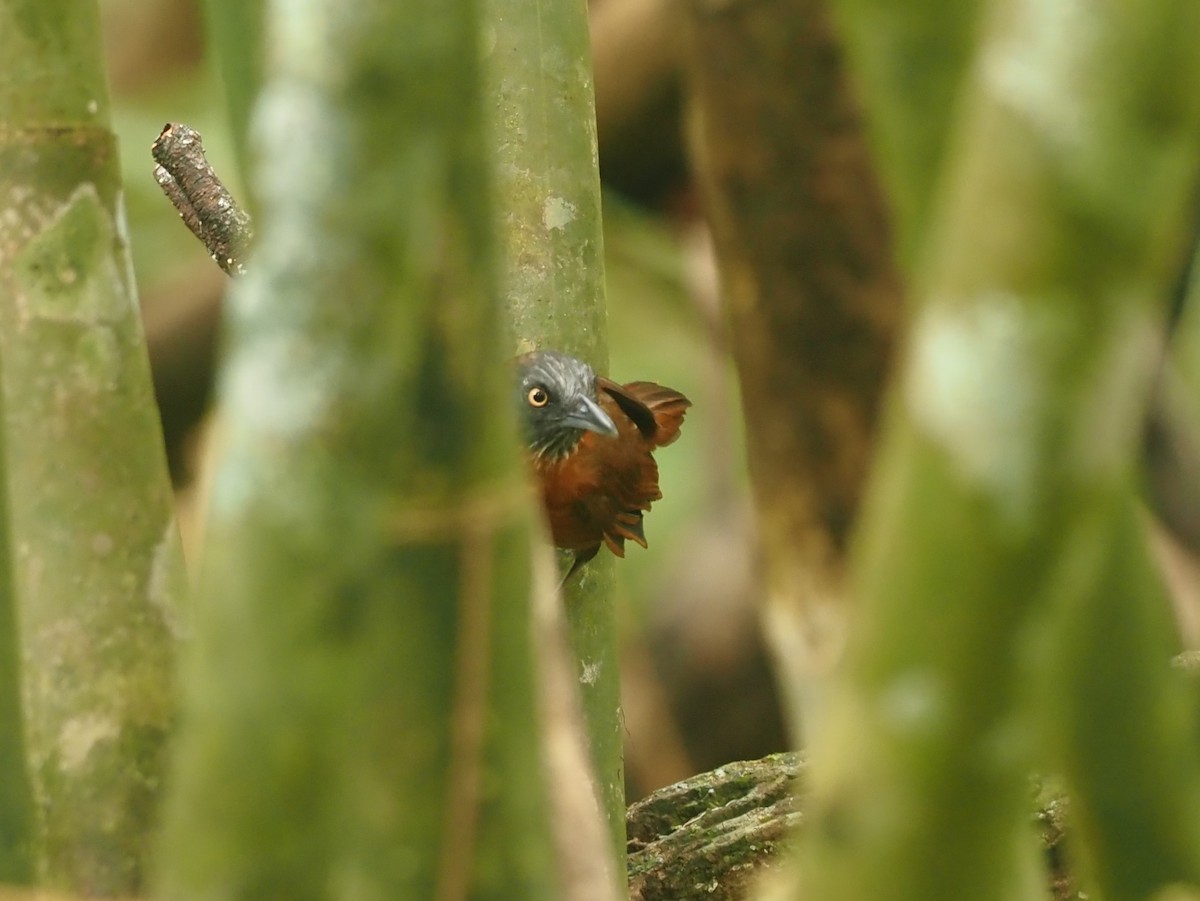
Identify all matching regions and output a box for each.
[563,395,618,438]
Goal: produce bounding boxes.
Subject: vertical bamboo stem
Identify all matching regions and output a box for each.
[158,0,563,897]
[794,2,1200,898]
[0,0,186,892]
[481,0,626,875]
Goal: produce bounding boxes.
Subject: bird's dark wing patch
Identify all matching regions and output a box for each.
[615,381,691,447]
[598,377,658,439]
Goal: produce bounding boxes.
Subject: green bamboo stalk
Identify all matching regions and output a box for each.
[480,0,625,874]
[201,0,265,182]
[0,414,33,884]
[157,1,562,897]
[826,0,985,265]
[833,4,1200,884]
[793,1,1200,899]
[0,0,186,893]
[1044,497,1200,899]
[832,0,1200,894]
[1179,263,1200,396]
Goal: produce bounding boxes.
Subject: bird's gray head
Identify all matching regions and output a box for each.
[516,350,618,460]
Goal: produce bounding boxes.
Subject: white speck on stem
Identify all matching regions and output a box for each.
[223,332,331,439]
[59,714,119,771]
[580,660,602,685]
[981,0,1092,154]
[878,670,945,738]
[542,195,576,231]
[907,293,1046,528]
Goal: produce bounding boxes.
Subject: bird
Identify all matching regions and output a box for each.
[515,349,691,583]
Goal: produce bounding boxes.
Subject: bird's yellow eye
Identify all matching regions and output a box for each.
[527,386,550,408]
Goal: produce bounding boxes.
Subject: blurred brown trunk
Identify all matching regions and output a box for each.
[680,0,901,738]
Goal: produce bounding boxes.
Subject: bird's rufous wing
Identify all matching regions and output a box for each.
[597,378,691,447]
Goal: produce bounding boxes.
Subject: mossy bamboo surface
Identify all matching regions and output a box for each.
[0,412,32,884]
[0,0,186,893]
[157,1,561,898]
[481,0,625,874]
[795,1,1200,899]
